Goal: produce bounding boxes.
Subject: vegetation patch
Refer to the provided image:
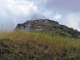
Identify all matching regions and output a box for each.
[0,30,80,60]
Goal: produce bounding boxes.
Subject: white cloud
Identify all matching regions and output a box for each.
[43,10,54,19]
[54,14,62,19]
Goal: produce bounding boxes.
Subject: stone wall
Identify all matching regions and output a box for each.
[34,19,59,24]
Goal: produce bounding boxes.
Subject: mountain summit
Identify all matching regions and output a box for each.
[15,19,80,38]
[15,19,59,31]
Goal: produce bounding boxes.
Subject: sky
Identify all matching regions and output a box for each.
[0,0,80,31]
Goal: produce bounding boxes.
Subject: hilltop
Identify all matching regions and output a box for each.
[15,19,59,31]
[15,19,80,38]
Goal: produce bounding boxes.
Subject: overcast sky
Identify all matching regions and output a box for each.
[0,0,80,31]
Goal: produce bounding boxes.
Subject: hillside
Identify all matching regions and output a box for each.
[15,19,80,38]
[0,31,80,60]
[0,19,80,60]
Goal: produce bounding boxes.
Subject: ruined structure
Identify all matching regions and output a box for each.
[15,19,59,31]
[34,19,59,24]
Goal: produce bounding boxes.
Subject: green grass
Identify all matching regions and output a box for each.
[0,30,80,60]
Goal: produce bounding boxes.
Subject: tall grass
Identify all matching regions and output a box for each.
[0,30,80,60]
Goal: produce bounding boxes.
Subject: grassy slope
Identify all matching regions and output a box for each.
[0,31,80,60]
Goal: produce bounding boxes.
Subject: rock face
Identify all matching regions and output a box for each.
[15,19,59,31]
[16,23,31,31]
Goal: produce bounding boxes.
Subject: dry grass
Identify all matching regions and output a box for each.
[0,30,80,60]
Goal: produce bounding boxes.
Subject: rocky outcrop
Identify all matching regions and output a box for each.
[16,23,31,31]
[15,19,59,31]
